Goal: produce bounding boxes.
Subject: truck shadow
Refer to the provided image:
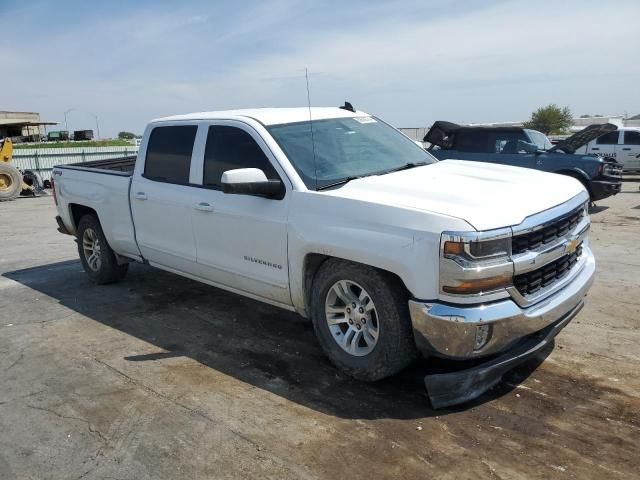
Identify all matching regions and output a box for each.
[3,260,549,420]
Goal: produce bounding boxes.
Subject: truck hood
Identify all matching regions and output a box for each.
[549,123,617,154]
[324,160,586,231]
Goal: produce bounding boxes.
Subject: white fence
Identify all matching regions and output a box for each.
[399,127,429,141]
[12,146,139,179]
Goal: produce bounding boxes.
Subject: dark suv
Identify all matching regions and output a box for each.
[425,122,622,201]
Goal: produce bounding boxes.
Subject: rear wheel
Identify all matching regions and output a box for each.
[311,259,417,381]
[77,214,128,284]
[0,163,22,201]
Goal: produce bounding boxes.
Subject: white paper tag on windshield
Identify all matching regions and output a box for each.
[353,116,376,124]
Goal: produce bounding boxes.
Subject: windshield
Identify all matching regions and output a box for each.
[267,116,437,190]
[526,129,553,150]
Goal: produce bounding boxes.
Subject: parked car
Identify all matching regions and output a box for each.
[573,127,640,173]
[425,122,622,201]
[52,107,595,407]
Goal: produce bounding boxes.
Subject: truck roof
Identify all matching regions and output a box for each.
[153,107,365,126]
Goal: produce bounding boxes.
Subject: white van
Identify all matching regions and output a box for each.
[575,127,640,173]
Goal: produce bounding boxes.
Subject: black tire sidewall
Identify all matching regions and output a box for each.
[311,260,416,381]
[76,214,127,284]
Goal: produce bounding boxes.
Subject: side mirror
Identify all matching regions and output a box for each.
[221,168,284,199]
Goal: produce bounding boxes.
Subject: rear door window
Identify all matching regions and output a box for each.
[144,125,198,184]
[203,126,280,189]
[596,131,620,145]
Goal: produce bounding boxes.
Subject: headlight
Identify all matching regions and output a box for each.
[440,231,513,297]
[443,237,511,263]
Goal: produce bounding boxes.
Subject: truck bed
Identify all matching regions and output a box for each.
[59,155,137,175]
[53,155,141,260]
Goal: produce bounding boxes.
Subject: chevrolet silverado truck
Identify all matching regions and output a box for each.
[52,107,595,407]
[425,122,622,202]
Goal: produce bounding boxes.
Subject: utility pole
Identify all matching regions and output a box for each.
[64,108,75,132]
[89,112,101,139]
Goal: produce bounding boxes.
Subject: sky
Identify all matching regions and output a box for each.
[2,0,639,137]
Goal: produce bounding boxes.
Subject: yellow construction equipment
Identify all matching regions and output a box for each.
[0,138,42,200]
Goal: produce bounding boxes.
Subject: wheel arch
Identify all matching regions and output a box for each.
[69,203,99,230]
[554,168,592,196]
[300,253,410,318]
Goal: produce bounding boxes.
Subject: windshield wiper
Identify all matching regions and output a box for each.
[379,161,429,175]
[316,175,363,191]
[315,162,429,191]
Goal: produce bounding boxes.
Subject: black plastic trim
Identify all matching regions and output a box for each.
[424,301,582,409]
[55,215,72,235]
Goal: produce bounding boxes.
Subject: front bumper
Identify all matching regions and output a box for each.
[408,248,595,359]
[591,179,621,200]
[424,309,578,408]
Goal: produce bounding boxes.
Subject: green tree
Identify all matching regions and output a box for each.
[523,105,573,135]
[118,131,136,140]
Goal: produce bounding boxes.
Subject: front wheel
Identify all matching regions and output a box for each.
[311,259,417,381]
[76,214,128,284]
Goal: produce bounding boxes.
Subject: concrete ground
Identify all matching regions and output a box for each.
[0,183,638,480]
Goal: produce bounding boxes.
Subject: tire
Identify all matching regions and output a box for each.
[0,163,22,201]
[76,214,128,284]
[311,259,417,381]
[21,170,45,195]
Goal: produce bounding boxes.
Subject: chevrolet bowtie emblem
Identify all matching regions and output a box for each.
[566,239,579,254]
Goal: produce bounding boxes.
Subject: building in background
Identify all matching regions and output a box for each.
[0,111,58,142]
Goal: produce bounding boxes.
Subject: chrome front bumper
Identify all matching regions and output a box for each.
[409,247,595,359]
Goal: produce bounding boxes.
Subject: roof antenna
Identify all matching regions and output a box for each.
[340,101,355,112]
[305,67,318,190]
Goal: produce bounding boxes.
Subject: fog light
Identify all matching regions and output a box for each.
[474,324,491,351]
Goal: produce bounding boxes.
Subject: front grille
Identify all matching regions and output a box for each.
[512,207,584,254]
[514,244,583,296]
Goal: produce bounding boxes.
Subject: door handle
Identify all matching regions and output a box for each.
[591,147,600,151]
[134,192,147,200]
[194,202,214,212]
[622,147,631,151]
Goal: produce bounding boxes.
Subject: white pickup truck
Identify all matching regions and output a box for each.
[52,107,595,407]
[574,126,640,173]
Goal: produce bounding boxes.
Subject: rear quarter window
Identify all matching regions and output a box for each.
[623,130,640,145]
[144,125,198,184]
